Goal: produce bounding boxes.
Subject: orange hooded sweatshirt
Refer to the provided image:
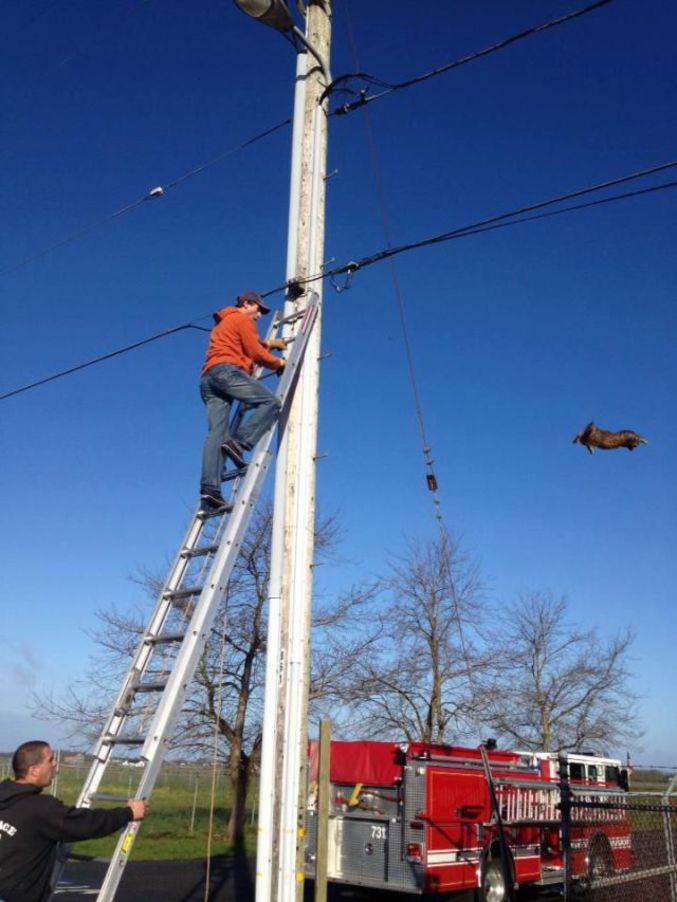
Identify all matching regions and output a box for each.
[202,306,283,375]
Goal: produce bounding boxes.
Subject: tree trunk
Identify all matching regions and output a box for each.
[227,742,250,850]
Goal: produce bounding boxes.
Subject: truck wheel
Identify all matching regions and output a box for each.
[480,858,509,902]
[587,834,614,881]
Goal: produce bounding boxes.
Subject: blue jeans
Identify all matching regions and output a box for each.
[199,364,281,491]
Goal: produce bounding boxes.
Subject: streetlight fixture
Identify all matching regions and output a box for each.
[232,0,331,80]
[232,0,295,32]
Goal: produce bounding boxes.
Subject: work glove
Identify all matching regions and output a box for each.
[267,338,287,350]
[276,362,286,378]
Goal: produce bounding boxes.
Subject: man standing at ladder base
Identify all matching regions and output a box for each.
[0,741,147,902]
[199,290,286,511]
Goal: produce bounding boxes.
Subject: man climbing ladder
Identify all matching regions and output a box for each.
[48,294,319,902]
[199,290,287,512]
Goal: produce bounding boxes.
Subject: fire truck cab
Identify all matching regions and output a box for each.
[305,740,630,900]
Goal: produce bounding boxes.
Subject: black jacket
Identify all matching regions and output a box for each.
[0,779,132,902]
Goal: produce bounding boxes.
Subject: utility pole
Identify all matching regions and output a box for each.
[253,3,332,902]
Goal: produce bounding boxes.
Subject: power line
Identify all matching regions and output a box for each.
[2,160,675,403]
[1,1,612,280]
[0,324,207,402]
[342,0,435,482]
[316,160,677,284]
[328,0,614,115]
[343,0,479,691]
[0,118,290,278]
[2,1,613,281]
[415,177,677,244]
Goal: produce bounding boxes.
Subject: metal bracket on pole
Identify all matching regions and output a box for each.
[291,25,331,83]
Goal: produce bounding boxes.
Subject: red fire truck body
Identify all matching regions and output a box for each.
[305,740,630,899]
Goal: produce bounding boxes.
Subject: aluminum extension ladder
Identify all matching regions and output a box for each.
[51,293,319,902]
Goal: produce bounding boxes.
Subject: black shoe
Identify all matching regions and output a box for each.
[200,488,233,513]
[222,439,248,470]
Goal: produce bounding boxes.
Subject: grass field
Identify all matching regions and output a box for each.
[0,757,258,861]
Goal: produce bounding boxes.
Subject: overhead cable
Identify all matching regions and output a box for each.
[312,160,677,285]
[0,118,290,278]
[2,160,675,403]
[3,1,612,281]
[343,0,478,688]
[0,324,207,402]
[1,1,610,279]
[328,0,614,115]
[342,0,444,520]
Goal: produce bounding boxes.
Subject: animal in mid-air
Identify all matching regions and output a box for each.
[572,421,648,455]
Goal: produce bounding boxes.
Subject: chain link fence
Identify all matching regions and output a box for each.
[561,776,677,901]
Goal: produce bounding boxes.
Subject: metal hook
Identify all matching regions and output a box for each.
[330,270,353,293]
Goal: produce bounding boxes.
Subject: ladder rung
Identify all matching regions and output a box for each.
[181,544,219,559]
[222,467,247,483]
[135,680,168,693]
[145,632,185,645]
[90,792,136,803]
[163,586,203,600]
[105,735,145,746]
[198,506,229,520]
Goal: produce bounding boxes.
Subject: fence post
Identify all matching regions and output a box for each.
[663,774,677,902]
[189,776,199,836]
[558,753,571,902]
[52,749,61,798]
[314,720,331,902]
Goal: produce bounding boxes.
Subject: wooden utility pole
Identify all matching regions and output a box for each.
[255,3,332,902]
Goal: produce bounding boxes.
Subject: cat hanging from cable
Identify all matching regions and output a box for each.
[573,421,647,454]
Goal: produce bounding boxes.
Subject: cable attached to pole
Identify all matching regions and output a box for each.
[328,0,615,114]
[0,323,205,402]
[3,161,676,403]
[343,0,478,692]
[0,119,291,278]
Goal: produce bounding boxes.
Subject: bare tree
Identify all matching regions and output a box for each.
[331,531,490,743]
[483,592,639,752]
[33,501,373,849]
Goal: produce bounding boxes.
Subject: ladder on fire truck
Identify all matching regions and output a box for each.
[51,293,319,902]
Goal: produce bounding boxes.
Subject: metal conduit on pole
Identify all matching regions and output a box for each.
[255,46,308,902]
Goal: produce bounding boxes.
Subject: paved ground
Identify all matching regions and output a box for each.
[56,857,563,901]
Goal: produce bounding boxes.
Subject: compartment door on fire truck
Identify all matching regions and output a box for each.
[336,815,389,884]
[427,769,487,867]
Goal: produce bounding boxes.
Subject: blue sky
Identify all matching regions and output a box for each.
[1,0,675,765]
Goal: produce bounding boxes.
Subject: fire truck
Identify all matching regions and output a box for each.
[305,740,631,900]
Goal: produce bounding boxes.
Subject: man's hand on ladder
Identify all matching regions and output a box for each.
[128,799,149,821]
